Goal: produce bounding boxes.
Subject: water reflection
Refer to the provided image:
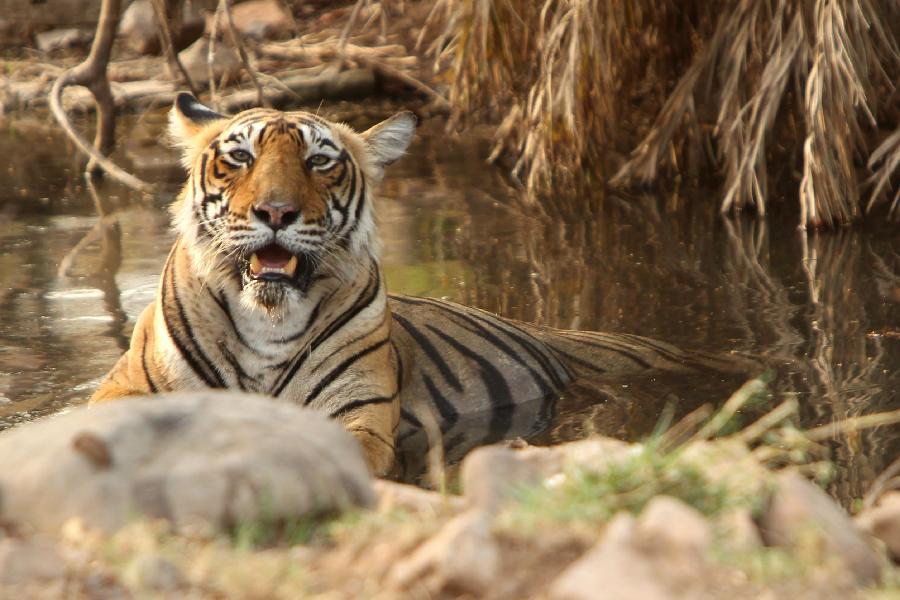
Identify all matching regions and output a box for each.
[0,114,897,501]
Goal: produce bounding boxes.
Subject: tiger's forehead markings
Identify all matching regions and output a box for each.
[220,112,340,153]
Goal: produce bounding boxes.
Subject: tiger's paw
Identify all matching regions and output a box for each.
[347,426,396,476]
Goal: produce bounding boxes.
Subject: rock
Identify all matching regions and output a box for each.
[0,392,374,534]
[34,28,92,52]
[551,499,715,600]
[461,445,561,513]
[636,496,712,559]
[552,437,636,471]
[120,0,205,55]
[119,0,158,55]
[0,537,66,586]
[760,471,881,585]
[386,510,499,596]
[374,480,465,515]
[178,36,241,85]
[459,437,633,514]
[550,513,679,600]
[856,491,900,561]
[716,508,762,553]
[209,0,293,40]
[124,554,185,592]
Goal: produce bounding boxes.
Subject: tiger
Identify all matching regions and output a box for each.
[91,93,755,477]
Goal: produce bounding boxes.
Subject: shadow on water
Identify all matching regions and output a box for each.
[0,113,898,503]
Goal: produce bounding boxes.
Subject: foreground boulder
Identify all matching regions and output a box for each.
[0,392,374,534]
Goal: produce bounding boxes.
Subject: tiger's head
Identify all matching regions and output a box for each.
[168,93,415,312]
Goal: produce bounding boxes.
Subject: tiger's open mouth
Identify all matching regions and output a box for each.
[244,243,316,292]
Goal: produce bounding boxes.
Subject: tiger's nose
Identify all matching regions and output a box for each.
[252,202,299,230]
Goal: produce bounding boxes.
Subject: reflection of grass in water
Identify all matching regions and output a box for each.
[384,261,473,299]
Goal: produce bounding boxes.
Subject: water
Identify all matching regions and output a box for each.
[1,110,898,502]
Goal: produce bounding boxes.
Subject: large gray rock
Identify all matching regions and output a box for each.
[0,392,374,533]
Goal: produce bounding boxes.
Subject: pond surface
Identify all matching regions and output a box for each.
[1,109,898,502]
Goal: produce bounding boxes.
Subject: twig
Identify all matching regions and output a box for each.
[656,403,713,453]
[862,454,900,510]
[220,0,269,108]
[690,375,769,442]
[735,398,799,444]
[362,56,449,110]
[150,0,200,97]
[337,0,367,61]
[208,1,223,111]
[48,0,155,193]
[805,408,900,443]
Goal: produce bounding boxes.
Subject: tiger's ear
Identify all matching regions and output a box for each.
[168,93,227,161]
[361,111,416,170]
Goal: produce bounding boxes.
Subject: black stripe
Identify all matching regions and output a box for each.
[206,288,254,350]
[198,153,209,197]
[161,252,226,388]
[217,340,257,391]
[275,293,326,344]
[303,337,390,407]
[415,300,554,397]
[350,425,394,449]
[548,346,608,375]
[141,333,159,393]
[427,325,514,438]
[329,393,396,419]
[557,333,653,369]
[391,313,464,392]
[400,408,422,427]
[421,373,458,432]
[392,295,572,387]
[272,267,381,396]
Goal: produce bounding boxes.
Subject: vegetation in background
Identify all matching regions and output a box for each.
[425,0,900,228]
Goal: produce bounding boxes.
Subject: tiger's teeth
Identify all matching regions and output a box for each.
[284,255,298,277]
[250,253,261,275]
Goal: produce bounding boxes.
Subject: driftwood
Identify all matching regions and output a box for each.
[220,67,376,111]
[258,42,449,110]
[48,0,155,193]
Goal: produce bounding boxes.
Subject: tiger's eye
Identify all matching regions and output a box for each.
[229,149,252,163]
[307,154,332,168]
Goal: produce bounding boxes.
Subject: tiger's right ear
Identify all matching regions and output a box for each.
[168,93,227,162]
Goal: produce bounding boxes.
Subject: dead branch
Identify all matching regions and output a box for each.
[220,67,375,112]
[208,1,224,111]
[259,43,449,109]
[48,0,155,193]
[151,0,200,97]
[220,0,270,108]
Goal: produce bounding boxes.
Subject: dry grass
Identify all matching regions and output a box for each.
[427,0,900,228]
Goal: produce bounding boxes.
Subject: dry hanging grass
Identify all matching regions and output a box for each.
[427,0,900,228]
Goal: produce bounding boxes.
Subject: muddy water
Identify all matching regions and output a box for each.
[1,111,898,501]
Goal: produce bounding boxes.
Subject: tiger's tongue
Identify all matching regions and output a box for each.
[249,245,298,277]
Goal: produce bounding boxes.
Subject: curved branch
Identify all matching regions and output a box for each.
[48,0,155,194]
[50,76,156,194]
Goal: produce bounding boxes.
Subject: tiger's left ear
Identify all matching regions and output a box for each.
[168,93,227,161]
[362,111,416,170]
